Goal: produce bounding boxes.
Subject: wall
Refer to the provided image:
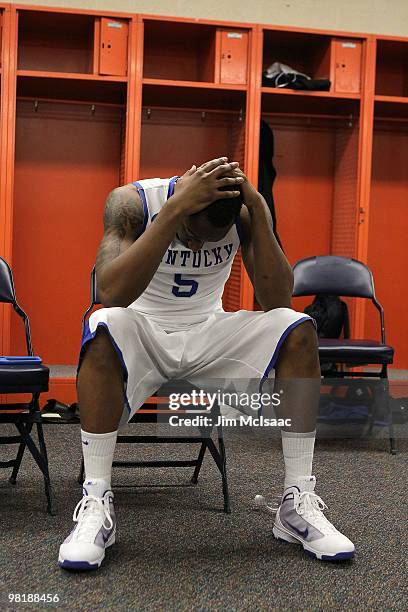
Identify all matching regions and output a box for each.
[10,0,408,38]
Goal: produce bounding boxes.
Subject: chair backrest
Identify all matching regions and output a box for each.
[82,267,100,333]
[0,256,16,304]
[90,266,100,305]
[293,256,375,298]
[0,256,33,355]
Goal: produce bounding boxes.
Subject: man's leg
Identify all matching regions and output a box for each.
[59,328,124,571]
[274,320,320,490]
[272,321,355,560]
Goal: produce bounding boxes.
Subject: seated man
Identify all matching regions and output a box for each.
[59,157,355,570]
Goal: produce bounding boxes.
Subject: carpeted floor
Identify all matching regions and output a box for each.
[0,423,407,611]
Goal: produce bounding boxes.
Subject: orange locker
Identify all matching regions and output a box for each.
[98,17,128,76]
[216,29,248,85]
[331,38,362,93]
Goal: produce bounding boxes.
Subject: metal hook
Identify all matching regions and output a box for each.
[91,104,96,115]
[147,108,151,120]
[238,108,243,122]
[34,100,39,112]
[348,113,353,128]
[201,111,206,122]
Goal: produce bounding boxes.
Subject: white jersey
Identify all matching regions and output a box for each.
[129,177,242,329]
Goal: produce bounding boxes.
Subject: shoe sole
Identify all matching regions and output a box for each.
[273,523,354,562]
[58,532,116,571]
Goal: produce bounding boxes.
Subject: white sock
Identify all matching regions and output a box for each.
[281,430,316,491]
[81,429,118,495]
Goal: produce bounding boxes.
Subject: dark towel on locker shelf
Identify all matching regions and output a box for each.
[258,120,283,250]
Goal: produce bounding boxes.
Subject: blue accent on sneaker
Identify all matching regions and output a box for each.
[59,560,99,571]
[304,549,354,561]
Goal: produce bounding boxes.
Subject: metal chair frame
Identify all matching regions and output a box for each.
[0,257,54,513]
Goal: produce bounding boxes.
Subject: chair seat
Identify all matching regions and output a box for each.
[318,339,394,364]
[0,364,50,393]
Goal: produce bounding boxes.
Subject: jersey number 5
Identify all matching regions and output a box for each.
[172,273,198,297]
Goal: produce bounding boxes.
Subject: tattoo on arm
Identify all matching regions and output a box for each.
[95,186,144,271]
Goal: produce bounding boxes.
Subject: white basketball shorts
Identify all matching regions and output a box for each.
[79,307,313,422]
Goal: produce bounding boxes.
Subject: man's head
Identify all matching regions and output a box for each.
[177,186,243,251]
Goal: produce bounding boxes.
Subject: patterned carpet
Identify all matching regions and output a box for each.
[0,423,407,611]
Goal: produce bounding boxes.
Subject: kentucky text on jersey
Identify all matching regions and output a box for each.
[163,244,234,268]
[129,176,241,328]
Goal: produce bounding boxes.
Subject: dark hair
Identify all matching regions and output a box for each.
[201,186,243,228]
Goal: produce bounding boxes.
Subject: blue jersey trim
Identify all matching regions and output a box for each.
[167,176,179,199]
[132,181,149,233]
[78,321,131,414]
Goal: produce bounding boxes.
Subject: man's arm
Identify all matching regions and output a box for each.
[96,183,189,307]
[96,159,244,307]
[237,172,293,311]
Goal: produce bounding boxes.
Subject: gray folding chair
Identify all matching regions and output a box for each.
[0,256,54,513]
[293,255,396,454]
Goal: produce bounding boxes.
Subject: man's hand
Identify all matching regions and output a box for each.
[232,168,265,212]
[169,157,244,217]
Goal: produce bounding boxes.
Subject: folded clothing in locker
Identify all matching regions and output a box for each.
[263,62,330,91]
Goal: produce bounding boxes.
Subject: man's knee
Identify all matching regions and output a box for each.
[283,320,318,356]
[82,326,123,374]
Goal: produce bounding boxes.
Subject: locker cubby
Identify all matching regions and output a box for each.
[366,118,408,368]
[143,20,217,82]
[11,99,126,364]
[260,107,360,316]
[375,40,408,98]
[143,19,249,84]
[17,11,96,73]
[262,30,332,84]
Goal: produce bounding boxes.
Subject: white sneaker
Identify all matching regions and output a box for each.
[59,481,116,570]
[273,476,355,561]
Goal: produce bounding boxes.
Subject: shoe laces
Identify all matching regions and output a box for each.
[294,490,338,535]
[72,494,113,543]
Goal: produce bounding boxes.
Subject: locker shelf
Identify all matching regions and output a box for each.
[374,95,408,120]
[17,73,127,104]
[142,80,247,111]
[143,77,246,91]
[17,70,127,82]
[261,87,360,116]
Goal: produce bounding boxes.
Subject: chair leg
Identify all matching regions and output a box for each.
[9,423,32,485]
[78,457,85,485]
[15,421,55,515]
[386,392,397,455]
[36,421,55,514]
[217,425,231,514]
[191,442,206,484]
[379,377,397,455]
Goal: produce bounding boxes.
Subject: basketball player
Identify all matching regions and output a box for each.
[58,157,355,570]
